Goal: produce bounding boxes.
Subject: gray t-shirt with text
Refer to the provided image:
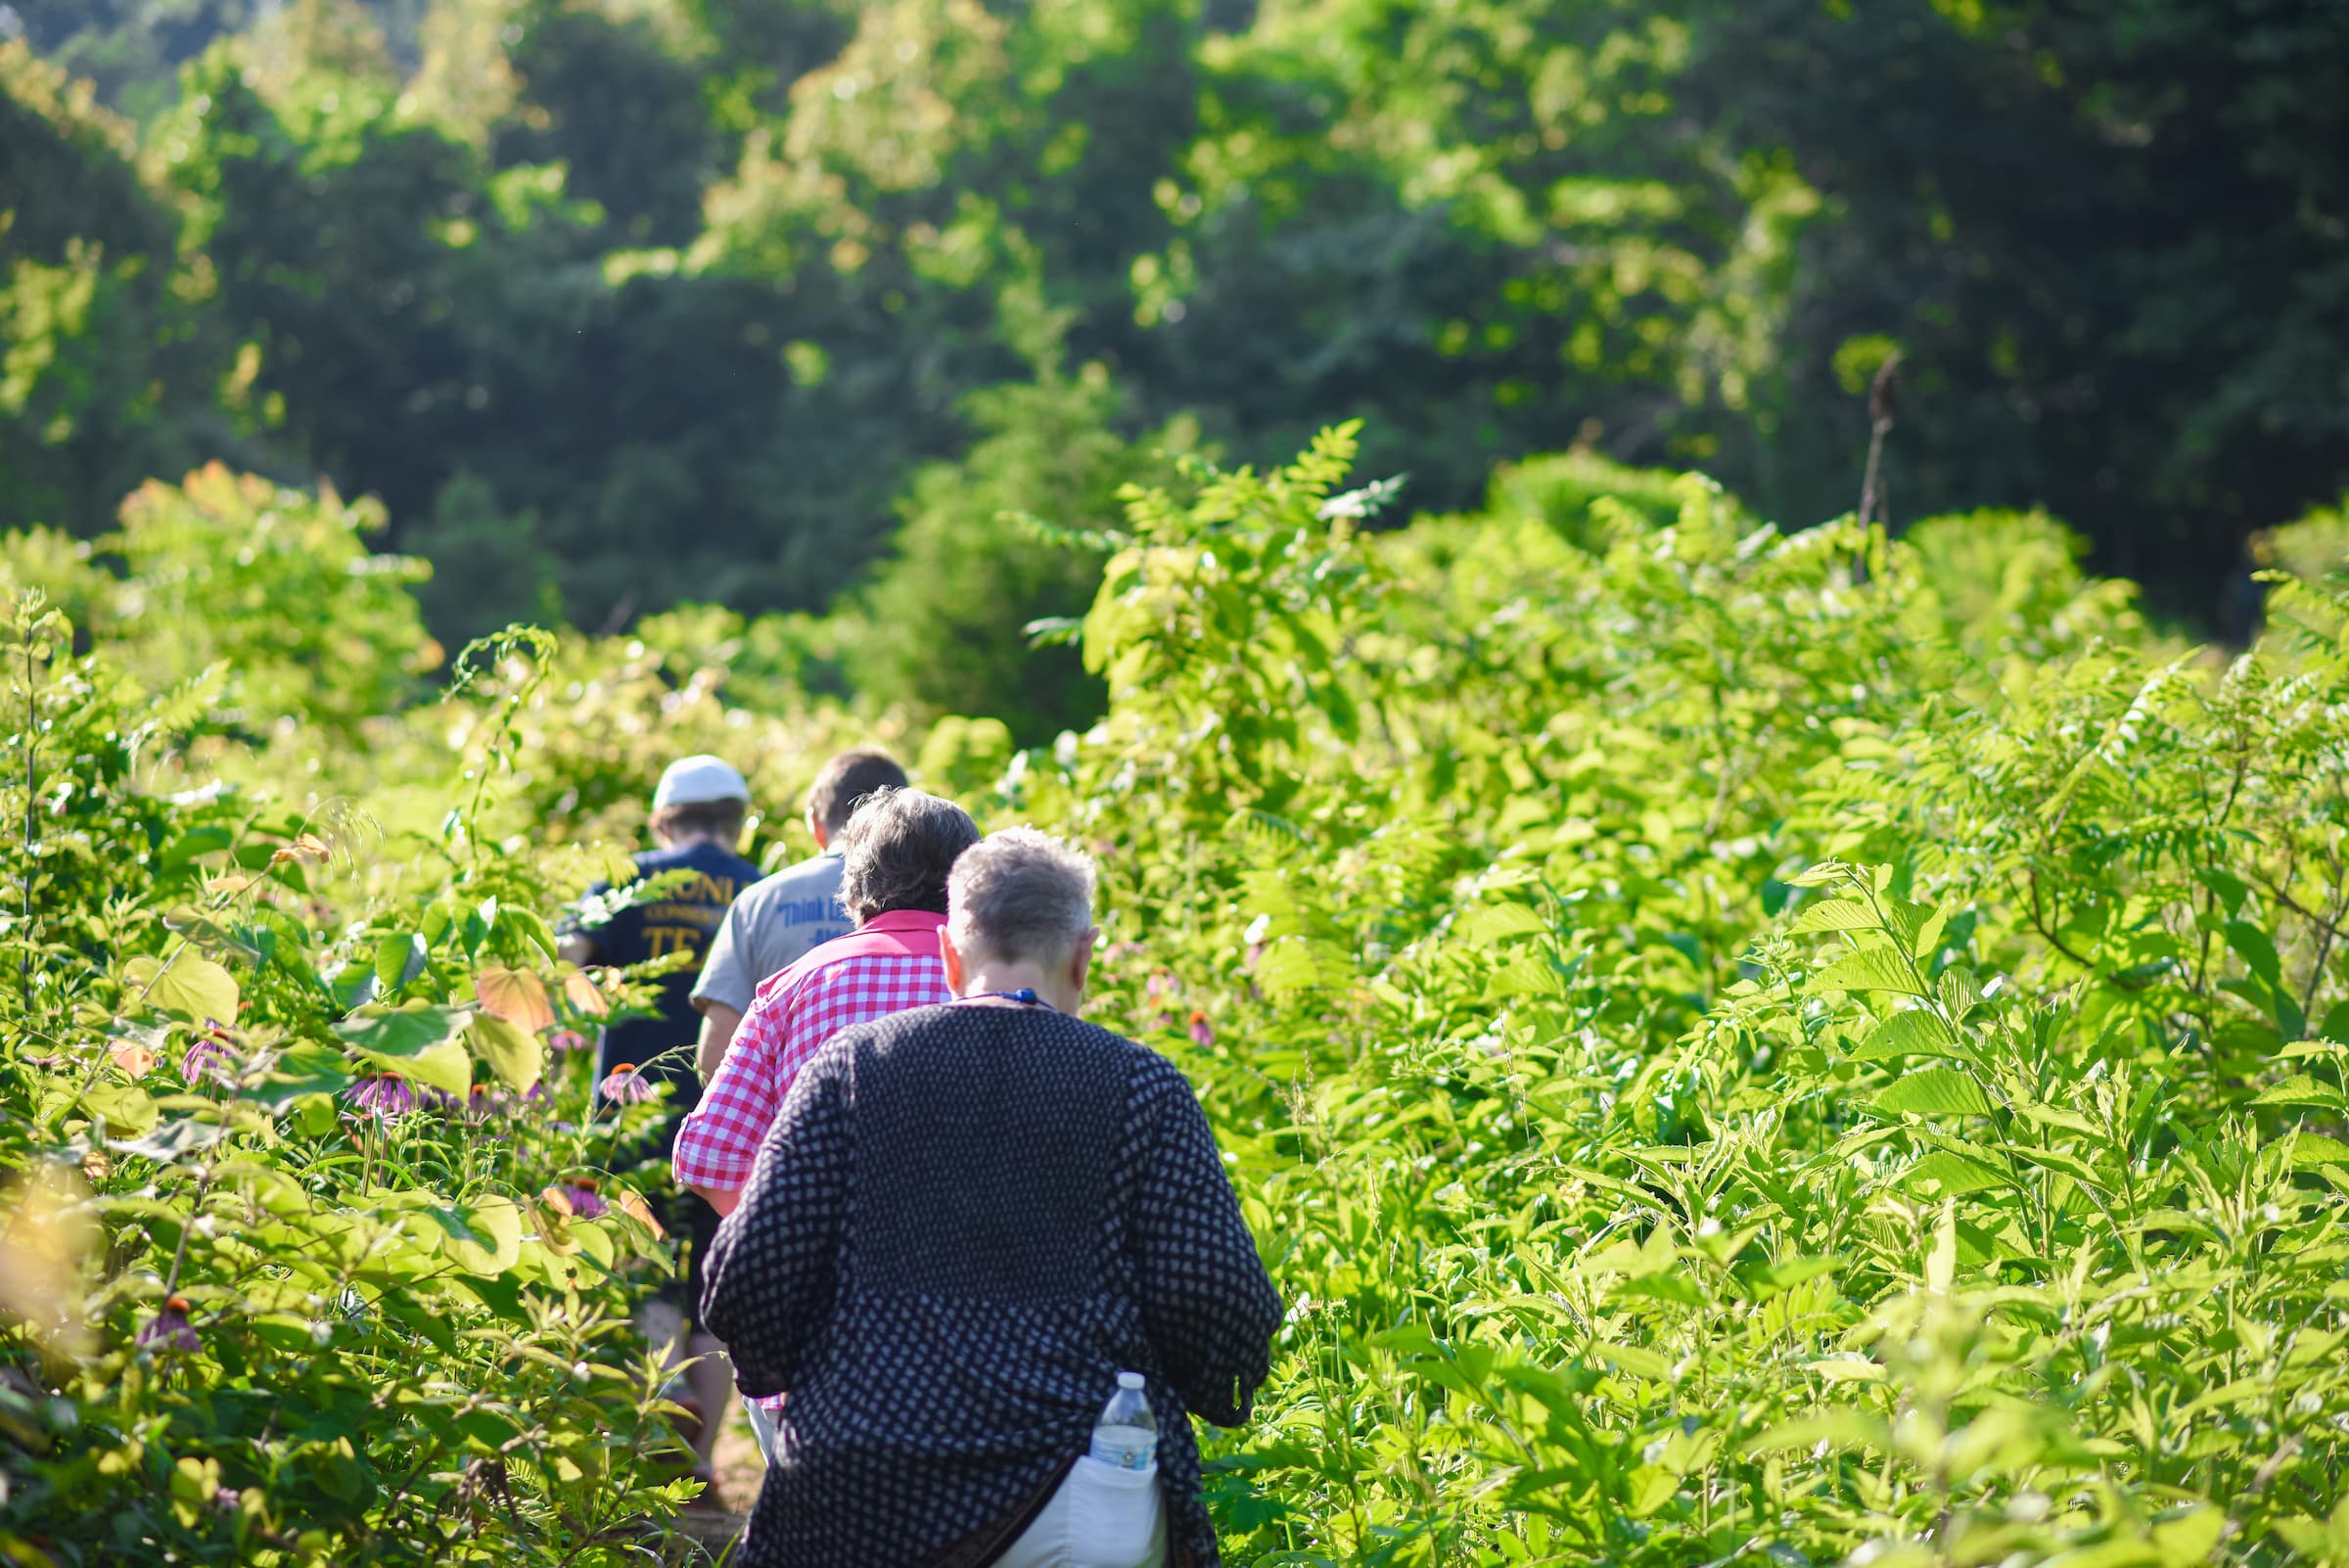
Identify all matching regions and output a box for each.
[690,853,853,1015]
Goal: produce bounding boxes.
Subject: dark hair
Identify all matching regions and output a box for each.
[836,788,980,924]
[809,748,911,838]
[652,799,748,843]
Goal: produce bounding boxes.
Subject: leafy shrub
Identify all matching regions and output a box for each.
[10,435,2349,1568]
[0,591,691,1564]
[1035,429,2349,1563]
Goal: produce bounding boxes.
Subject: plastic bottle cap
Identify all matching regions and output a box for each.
[1118,1371,1144,1390]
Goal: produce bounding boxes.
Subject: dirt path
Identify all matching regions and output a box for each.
[667,1396,766,1561]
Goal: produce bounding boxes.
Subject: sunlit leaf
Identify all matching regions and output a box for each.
[1870,1068,1992,1118]
[125,953,240,1028]
[1812,945,1924,995]
[467,1011,543,1094]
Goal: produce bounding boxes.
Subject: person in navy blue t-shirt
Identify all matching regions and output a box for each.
[561,753,763,1503]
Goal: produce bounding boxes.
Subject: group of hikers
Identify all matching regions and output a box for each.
[561,749,1282,1568]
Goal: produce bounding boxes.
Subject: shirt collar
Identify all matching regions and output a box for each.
[861,908,946,934]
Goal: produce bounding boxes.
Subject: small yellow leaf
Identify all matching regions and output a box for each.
[271,833,330,866]
[615,1189,666,1241]
[206,874,253,896]
[475,966,556,1035]
[563,970,610,1019]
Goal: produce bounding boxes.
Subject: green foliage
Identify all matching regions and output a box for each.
[13,0,2346,720]
[13,434,2349,1560]
[0,581,693,1564]
[833,366,1198,743]
[1017,429,2349,1562]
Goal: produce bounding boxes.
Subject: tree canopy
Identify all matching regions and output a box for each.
[4,0,2344,733]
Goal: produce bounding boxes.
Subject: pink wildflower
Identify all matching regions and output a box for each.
[344,1074,415,1123]
[179,1037,234,1087]
[550,1030,590,1055]
[598,1062,659,1107]
[137,1295,202,1355]
[556,1181,608,1219]
[1188,1010,1216,1049]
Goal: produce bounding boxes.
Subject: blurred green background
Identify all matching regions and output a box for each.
[3,0,2344,737]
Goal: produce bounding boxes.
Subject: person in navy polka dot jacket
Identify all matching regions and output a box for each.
[703,828,1282,1568]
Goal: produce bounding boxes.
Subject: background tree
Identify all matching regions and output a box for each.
[5,0,2346,726]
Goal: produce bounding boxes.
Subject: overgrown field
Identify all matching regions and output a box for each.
[7,436,2349,1565]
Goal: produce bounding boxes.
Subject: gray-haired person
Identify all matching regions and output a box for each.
[690,748,910,1082]
[703,828,1283,1568]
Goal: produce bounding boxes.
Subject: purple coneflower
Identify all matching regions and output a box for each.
[550,1030,590,1055]
[468,1084,515,1120]
[598,1063,659,1107]
[179,1037,234,1087]
[556,1181,608,1219]
[344,1073,415,1123]
[1188,1010,1216,1050]
[137,1295,202,1355]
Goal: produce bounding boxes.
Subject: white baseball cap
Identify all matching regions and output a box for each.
[653,755,752,809]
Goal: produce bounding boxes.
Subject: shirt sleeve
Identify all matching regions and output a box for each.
[1122,1057,1284,1428]
[690,893,760,1016]
[700,1044,851,1398]
[672,982,788,1193]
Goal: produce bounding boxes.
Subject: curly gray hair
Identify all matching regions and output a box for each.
[946,828,1097,964]
[836,788,981,925]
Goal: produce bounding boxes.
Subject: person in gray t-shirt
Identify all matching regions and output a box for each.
[690,747,910,1079]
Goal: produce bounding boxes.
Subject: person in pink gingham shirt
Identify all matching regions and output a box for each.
[674,787,981,1216]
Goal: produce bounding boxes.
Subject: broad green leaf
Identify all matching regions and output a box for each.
[1812,945,1925,996]
[1850,1009,1954,1060]
[1901,1149,2007,1195]
[125,953,240,1027]
[1790,899,1880,934]
[244,1042,355,1112]
[1744,1407,1885,1454]
[1785,861,1853,890]
[1911,905,1950,959]
[78,1080,159,1137]
[2252,1074,2344,1109]
[1738,1255,1842,1299]
[1870,1069,1992,1118]
[2012,1100,2098,1136]
[2285,1132,2349,1169]
[1626,1464,1678,1516]
[468,1011,543,1093]
[1459,902,1549,944]
[2152,1505,2224,1567]
[376,933,429,997]
[2196,867,2249,917]
[1936,965,1986,1018]
[1590,1342,1671,1381]
[335,1004,472,1097]
[432,1196,524,1275]
[2225,920,2282,990]
[2008,1144,2107,1191]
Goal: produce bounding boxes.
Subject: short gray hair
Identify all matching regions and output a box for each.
[836,788,981,925]
[947,828,1096,964]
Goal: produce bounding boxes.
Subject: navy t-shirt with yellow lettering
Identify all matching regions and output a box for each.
[580,840,762,1112]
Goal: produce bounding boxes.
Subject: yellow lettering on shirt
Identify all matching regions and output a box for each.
[644,925,704,958]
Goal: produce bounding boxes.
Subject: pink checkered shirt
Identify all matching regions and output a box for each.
[673,910,949,1198]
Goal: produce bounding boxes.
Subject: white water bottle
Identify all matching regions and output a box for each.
[1087,1370,1157,1471]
